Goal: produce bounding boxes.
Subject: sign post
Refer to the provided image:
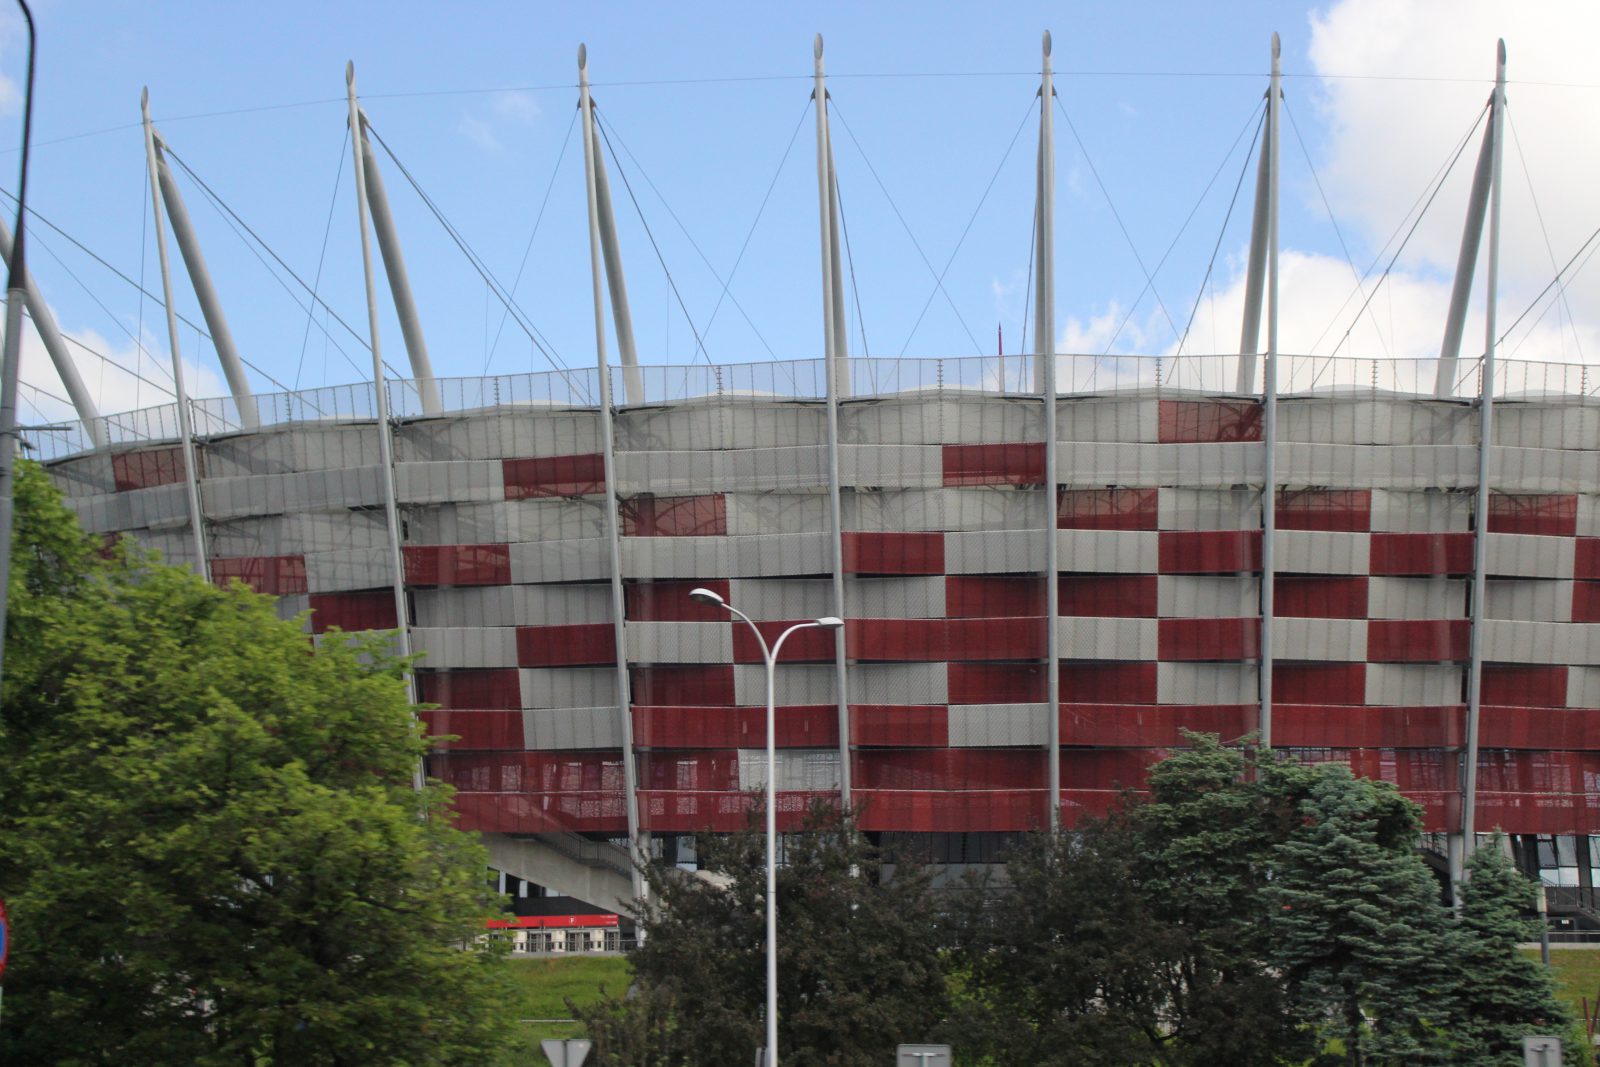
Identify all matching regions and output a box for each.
[541,1037,592,1067]
[1523,1036,1561,1066]
[897,1044,951,1066]
[0,897,10,1028]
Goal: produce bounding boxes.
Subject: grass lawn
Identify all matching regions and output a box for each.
[504,955,632,1053]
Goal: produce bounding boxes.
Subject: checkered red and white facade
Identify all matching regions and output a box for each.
[41,357,1600,852]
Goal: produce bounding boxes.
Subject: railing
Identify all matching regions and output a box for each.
[22,352,1597,463]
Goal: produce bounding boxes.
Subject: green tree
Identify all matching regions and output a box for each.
[575,807,950,1066]
[1132,735,1318,1066]
[1269,764,1462,1066]
[1455,835,1581,1066]
[0,461,515,1066]
[951,814,1190,1066]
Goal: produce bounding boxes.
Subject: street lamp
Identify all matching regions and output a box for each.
[688,587,842,1067]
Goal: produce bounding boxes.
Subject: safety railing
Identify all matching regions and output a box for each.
[22,352,1597,463]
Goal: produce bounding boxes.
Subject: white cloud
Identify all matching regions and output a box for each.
[491,90,540,124]
[458,90,541,154]
[15,313,229,442]
[457,114,501,153]
[1305,0,1600,350]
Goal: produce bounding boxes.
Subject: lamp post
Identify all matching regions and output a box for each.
[689,587,842,1067]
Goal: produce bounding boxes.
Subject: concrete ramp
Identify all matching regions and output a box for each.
[484,832,636,917]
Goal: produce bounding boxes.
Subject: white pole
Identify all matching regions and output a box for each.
[347,63,423,793]
[579,45,646,899]
[1036,31,1061,831]
[1260,33,1281,749]
[141,89,209,580]
[1462,40,1506,876]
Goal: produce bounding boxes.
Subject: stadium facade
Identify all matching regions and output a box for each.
[18,37,1600,904]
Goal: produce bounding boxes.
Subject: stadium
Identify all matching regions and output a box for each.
[17,34,1600,924]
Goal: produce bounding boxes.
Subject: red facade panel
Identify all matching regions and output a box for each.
[403,544,511,586]
[1057,487,1158,530]
[1276,576,1368,619]
[1573,581,1600,624]
[853,789,1047,833]
[112,445,192,491]
[1274,662,1367,705]
[1488,493,1578,537]
[1276,489,1372,532]
[1158,399,1262,443]
[1158,530,1261,573]
[1577,540,1600,581]
[627,579,729,622]
[946,576,1046,618]
[944,617,1048,661]
[1274,706,1462,749]
[734,620,838,663]
[1061,661,1158,704]
[1482,665,1568,709]
[633,704,838,749]
[1367,619,1471,663]
[421,709,524,750]
[846,619,946,662]
[621,494,728,536]
[857,749,1044,791]
[210,555,308,596]
[850,705,950,747]
[417,668,522,710]
[1060,748,1161,791]
[1481,707,1600,749]
[501,453,606,498]
[949,662,1047,704]
[451,791,628,835]
[842,531,945,575]
[308,590,398,633]
[642,750,741,791]
[630,665,735,706]
[1159,617,1259,661]
[1059,575,1158,617]
[517,623,617,667]
[1060,704,1254,746]
[638,789,838,833]
[941,442,1045,486]
[1369,532,1474,576]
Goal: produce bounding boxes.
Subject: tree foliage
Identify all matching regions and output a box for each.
[0,461,514,1066]
[574,807,950,1066]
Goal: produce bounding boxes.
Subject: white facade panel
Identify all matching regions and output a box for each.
[1364,663,1462,706]
[947,704,1049,746]
[1056,441,1159,485]
[1568,667,1600,710]
[625,621,734,664]
[508,538,609,584]
[1059,617,1158,661]
[1057,398,1157,443]
[725,492,830,536]
[304,547,394,593]
[847,487,1042,534]
[1484,534,1574,580]
[1158,488,1259,531]
[1157,662,1257,704]
[408,499,606,545]
[1369,489,1474,533]
[1494,403,1597,451]
[1485,580,1572,623]
[847,576,946,619]
[1368,577,1466,619]
[1480,620,1586,666]
[728,532,832,578]
[1491,448,1591,494]
[523,706,624,750]
[618,400,825,451]
[839,445,943,488]
[47,452,115,496]
[1578,494,1600,537]
[395,460,507,505]
[396,411,601,462]
[842,396,1040,446]
[945,530,1046,574]
[1164,443,1262,488]
[124,483,196,530]
[738,663,837,705]
[519,667,617,710]
[411,626,519,669]
[736,749,842,791]
[414,583,611,628]
[1058,530,1159,574]
[729,578,835,620]
[1273,617,1367,661]
[1159,575,1257,617]
[1275,531,1370,575]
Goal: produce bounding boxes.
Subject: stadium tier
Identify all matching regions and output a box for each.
[35,352,1600,851]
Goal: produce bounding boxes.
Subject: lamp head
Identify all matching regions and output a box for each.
[815,616,844,630]
[688,587,725,607]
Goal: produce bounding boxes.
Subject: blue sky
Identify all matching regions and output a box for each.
[0,1,1596,424]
